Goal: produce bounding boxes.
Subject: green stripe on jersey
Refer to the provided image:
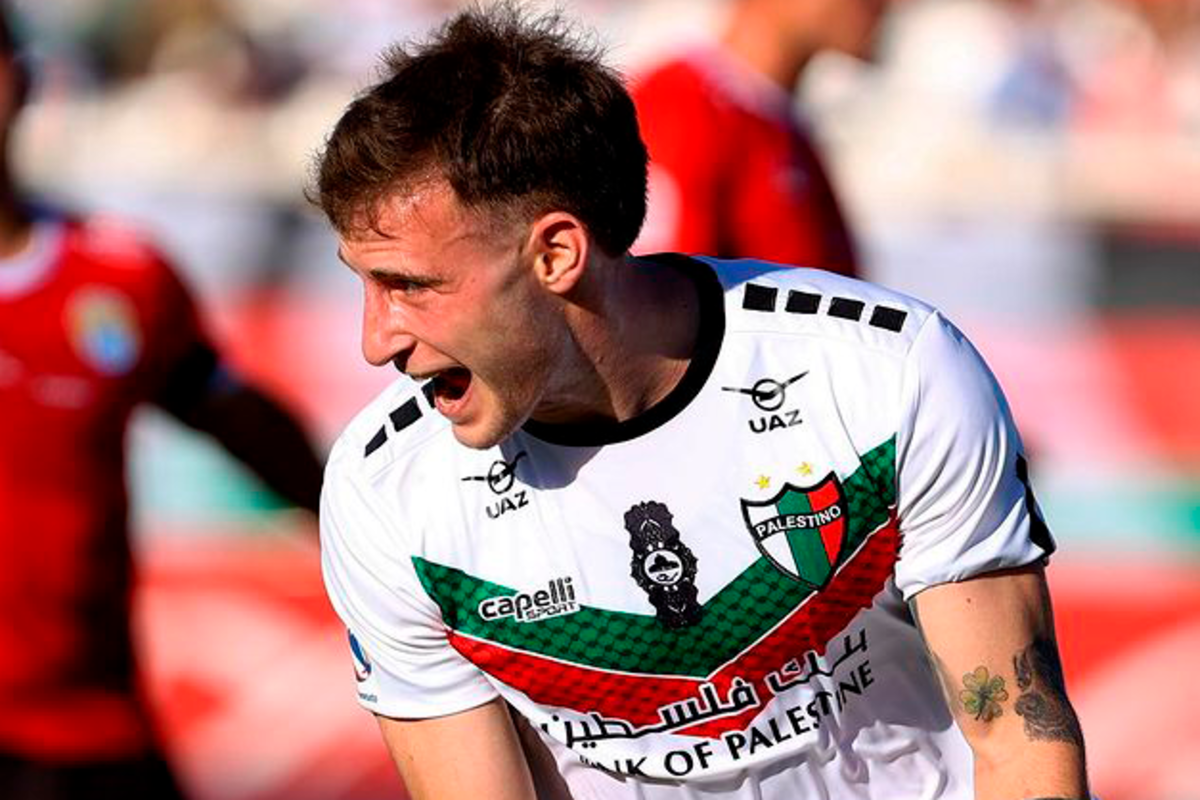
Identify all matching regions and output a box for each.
[414,438,896,677]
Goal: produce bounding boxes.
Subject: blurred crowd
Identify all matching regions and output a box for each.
[5,0,1197,301]
[1,0,1192,525]
[815,0,1200,238]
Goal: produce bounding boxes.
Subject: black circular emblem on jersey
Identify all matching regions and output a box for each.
[462,451,527,494]
[486,457,518,494]
[624,501,702,629]
[642,549,683,585]
[721,370,808,412]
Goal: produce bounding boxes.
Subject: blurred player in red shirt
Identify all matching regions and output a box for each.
[632,0,892,274]
[0,10,323,799]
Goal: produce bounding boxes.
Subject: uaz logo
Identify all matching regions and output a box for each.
[722,371,807,433]
[462,451,530,519]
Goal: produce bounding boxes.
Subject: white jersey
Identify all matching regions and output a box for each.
[321,257,1053,800]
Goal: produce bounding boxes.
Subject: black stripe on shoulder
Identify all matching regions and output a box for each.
[741,280,909,337]
[828,297,865,321]
[742,283,778,312]
[420,380,436,407]
[364,426,388,457]
[389,397,423,432]
[785,290,821,314]
[365,394,426,458]
[868,306,908,333]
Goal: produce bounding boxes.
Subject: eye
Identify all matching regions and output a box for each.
[373,273,430,296]
[387,278,425,294]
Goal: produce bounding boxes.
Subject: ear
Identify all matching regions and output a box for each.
[526,212,589,295]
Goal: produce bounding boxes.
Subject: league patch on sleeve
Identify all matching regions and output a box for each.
[347,629,379,704]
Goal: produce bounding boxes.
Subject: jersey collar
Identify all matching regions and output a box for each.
[523,254,725,447]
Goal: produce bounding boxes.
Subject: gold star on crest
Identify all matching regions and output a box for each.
[756,475,771,490]
[796,462,813,477]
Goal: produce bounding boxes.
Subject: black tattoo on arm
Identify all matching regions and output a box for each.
[1012,637,1085,746]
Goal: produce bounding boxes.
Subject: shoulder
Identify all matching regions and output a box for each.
[322,376,468,571]
[703,257,939,358]
[47,212,192,308]
[631,52,721,118]
[633,54,706,93]
[61,214,176,274]
[326,374,452,487]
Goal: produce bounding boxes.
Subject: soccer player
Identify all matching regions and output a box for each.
[0,11,323,799]
[631,0,890,273]
[315,5,1090,799]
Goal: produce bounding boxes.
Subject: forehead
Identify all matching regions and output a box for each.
[360,181,476,241]
[338,182,493,261]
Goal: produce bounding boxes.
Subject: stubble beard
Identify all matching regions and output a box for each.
[448,373,541,451]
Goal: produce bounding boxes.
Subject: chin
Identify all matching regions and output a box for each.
[449,392,535,450]
[449,418,513,451]
[450,425,495,450]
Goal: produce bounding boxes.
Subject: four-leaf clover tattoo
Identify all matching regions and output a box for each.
[960,666,1009,722]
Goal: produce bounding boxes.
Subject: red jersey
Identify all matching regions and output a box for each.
[632,48,858,275]
[0,213,209,759]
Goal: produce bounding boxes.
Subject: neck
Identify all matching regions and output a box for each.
[537,255,701,426]
[720,5,814,91]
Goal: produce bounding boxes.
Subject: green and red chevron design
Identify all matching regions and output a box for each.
[414,438,899,739]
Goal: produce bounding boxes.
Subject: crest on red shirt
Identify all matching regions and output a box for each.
[66,287,142,375]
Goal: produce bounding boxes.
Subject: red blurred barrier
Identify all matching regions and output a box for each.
[135,533,405,800]
[135,536,1199,800]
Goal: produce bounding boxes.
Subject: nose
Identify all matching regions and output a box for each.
[361,282,415,368]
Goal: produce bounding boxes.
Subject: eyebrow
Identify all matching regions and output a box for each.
[338,248,445,290]
[335,249,401,280]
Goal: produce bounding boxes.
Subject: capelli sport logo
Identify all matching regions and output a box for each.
[722,370,807,434]
[478,577,579,623]
[462,451,529,519]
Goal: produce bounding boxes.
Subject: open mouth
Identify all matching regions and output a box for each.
[431,367,472,412]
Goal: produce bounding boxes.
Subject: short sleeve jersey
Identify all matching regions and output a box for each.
[631,49,858,275]
[0,212,213,759]
[321,257,1052,800]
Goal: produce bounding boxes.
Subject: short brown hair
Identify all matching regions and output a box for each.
[312,3,648,256]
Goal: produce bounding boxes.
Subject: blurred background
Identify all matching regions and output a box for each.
[6,0,1198,797]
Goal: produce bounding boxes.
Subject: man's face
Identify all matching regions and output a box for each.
[338,182,566,450]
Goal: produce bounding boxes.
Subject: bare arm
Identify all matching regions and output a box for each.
[509,703,577,800]
[911,564,1089,800]
[377,698,538,800]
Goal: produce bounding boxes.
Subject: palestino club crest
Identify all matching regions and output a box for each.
[740,473,849,589]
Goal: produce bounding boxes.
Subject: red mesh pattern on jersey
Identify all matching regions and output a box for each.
[448,514,900,738]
